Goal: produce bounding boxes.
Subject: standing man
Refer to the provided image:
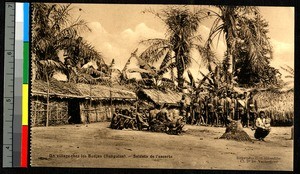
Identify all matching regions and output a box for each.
[225,92,232,122]
[207,95,215,126]
[230,92,238,120]
[200,96,207,126]
[217,93,226,127]
[212,92,219,126]
[179,94,189,123]
[247,92,258,128]
[193,91,201,125]
[203,95,209,125]
[239,92,247,127]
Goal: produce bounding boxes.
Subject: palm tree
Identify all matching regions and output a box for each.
[205,6,258,82]
[140,6,207,90]
[32,3,105,82]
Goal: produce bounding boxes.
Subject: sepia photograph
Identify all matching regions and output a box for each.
[30,3,294,170]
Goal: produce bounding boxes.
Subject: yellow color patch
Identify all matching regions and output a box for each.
[22,84,28,125]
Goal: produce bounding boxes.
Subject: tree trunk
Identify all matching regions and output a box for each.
[226,31,236,84]
[170,58,175,82]
[177,66,184,91]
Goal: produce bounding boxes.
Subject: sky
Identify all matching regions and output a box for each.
[65,4,294,82]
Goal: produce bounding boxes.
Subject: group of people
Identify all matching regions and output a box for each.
[109,89,272,140]
[180,91,258,128]
[180,90,271,140]
[110,108,137,130]
[110,106,185,135]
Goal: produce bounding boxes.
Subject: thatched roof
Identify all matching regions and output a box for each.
[32,80,82,98]
[76,83,136,100]
[139,89,190,105]
[31,80,136,100]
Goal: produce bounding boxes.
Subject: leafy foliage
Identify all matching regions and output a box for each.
[234,15,280,87]
[32,3,106,84]
[206,6,280,88]
[140,6,207,90]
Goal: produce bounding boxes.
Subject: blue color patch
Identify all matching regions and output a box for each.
[23,3,29,42]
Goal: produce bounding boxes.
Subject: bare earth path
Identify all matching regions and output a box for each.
[31,122,293,170]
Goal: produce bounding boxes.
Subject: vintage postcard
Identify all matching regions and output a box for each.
[30,3,294,170]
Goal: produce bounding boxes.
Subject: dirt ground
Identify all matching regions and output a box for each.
[30,122,293,171]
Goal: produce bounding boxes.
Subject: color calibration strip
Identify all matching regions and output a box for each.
[3,2,29,167]
[21,2,29,168]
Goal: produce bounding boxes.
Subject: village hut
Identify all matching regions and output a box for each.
[31,80,136,126]
[31,80,83,126]
[75,83,137,123]
[250,87,294,126]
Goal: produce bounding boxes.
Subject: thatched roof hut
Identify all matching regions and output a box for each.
[31,80,137,126]
[138,89,190,106]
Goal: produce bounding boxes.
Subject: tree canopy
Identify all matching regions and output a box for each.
[205,6,280,88]
[32,3,107,84]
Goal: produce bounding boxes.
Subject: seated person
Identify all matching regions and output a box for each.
[254,111,271,141]
[149,105,160,122]
[110,108,120,129]
[156,104,171,123]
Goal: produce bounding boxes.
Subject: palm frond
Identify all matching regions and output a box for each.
[158,62,176,75]
[139,38,170,46]
[39,59,65,70]
[139,39,171,63]
[280,65,294,77]
[187,70,196,88]
[159,50,173,69]
[80,66,106,77]
[197,44,217,70]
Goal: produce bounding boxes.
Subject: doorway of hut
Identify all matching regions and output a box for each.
[68,99,81,124]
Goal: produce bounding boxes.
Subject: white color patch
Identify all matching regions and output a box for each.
[16,3,23,22]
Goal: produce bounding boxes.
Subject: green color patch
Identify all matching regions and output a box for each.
[23,42,29,84]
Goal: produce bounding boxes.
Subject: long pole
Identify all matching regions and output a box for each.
[110,90,112,120]
[46,71,50,127]
[87,82,92,124]
[89,83,92,109]
[106,90,113,119]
